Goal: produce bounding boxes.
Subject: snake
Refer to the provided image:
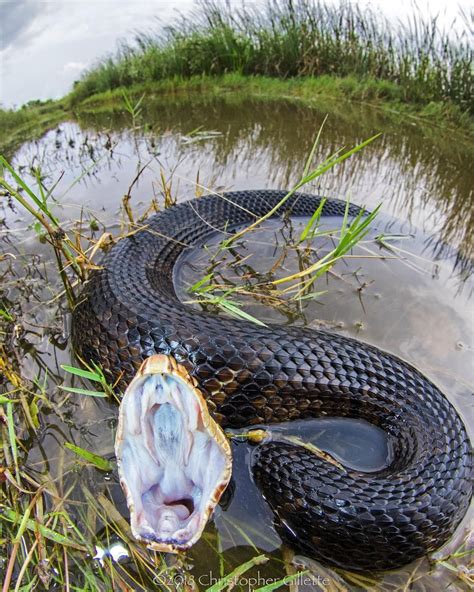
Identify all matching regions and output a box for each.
[71,190,472,572]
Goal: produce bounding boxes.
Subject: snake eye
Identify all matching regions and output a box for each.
[115,355,232,552]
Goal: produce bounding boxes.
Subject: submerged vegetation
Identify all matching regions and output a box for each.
[70,0,472,120]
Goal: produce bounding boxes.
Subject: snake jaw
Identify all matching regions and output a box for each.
[115,354,232,553]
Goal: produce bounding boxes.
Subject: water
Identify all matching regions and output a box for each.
[1,94,473,590]
[7,95,473,258]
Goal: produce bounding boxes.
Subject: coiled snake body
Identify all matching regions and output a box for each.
[72,190,472,571]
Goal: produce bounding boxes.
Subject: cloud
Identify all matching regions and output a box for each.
[63,61,87,72]
[0,0,190,106]
[0,0,43,51]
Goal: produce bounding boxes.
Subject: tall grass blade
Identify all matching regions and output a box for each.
[64,443,113,471]
[205,554,268,592]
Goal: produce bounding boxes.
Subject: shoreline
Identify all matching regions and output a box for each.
[1,74,472,159]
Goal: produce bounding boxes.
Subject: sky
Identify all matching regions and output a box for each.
[0,0,470,108]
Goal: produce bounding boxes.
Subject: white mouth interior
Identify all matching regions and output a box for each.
[117,372,229,548]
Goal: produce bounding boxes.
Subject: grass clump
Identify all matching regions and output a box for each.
[70,0,473,117]
[0,100,56,132]
[186,126,383,321]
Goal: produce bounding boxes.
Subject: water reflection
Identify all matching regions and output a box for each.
[8,94,474,265]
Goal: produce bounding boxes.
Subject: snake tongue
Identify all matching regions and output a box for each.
[115,355,232,552]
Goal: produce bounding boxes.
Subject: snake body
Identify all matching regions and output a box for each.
[72,190,472,571]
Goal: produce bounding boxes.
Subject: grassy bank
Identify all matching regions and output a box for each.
[75,73,473,130]
[1,71,472,163]
[70,0,472,116]
[0,100,68,157]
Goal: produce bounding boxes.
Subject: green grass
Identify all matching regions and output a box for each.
[186,127,384,318]
[0,100,57,131]
[0,100,68,158]
[69,0,472,117]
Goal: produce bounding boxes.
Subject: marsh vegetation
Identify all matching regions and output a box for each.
[70,0,472,122]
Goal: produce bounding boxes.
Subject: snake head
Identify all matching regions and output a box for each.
[115,354,232,553]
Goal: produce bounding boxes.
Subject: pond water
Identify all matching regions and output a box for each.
[1,94,473,590]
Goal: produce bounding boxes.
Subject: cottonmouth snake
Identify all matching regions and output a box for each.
[71,190,472,571]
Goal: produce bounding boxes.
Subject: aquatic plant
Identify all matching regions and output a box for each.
[188,128,383,316]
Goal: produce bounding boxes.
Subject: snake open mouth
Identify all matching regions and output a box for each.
[115,355,232,552]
